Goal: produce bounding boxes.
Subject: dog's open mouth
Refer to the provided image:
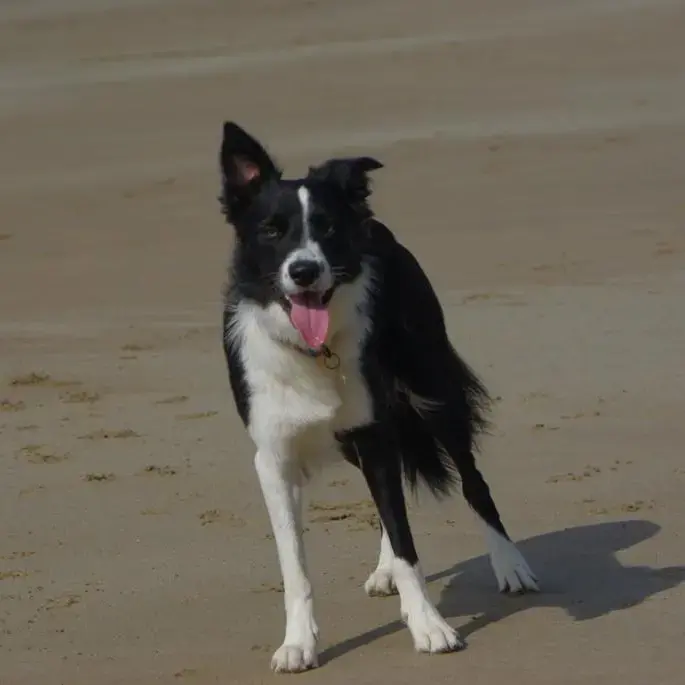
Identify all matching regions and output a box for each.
[283,289,334,349]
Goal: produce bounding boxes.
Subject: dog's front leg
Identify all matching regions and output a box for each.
[353,425,463,654]
[254,450,319,673]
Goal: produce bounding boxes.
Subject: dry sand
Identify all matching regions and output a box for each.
[1,1,685,683]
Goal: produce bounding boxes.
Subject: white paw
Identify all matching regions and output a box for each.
[489,536,539,594]
[365,568,398,597]
[404,607,464,654]
[271,643,318,673]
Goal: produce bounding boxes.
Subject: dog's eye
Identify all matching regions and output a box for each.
[311,214,334,238]
[260,224,284,241]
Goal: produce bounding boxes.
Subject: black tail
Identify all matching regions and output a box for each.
[392,345,509,538]
[394,344,491,494]
[394,396,456,497]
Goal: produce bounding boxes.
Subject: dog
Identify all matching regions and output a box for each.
[218,121,539,673]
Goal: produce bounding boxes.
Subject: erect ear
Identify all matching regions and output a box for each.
[307,156,383,214]
[219,121,281,220]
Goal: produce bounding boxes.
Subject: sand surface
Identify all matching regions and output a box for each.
[1,1,685,683]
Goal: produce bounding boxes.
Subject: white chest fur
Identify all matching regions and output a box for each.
[227,275,374,473]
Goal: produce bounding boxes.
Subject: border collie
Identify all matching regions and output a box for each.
[218,122,539,673]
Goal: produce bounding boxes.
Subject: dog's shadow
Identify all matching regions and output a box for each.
[321,520,685,664]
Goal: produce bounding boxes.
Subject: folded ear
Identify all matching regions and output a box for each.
[307,156,383,214]
[219,122,281,220]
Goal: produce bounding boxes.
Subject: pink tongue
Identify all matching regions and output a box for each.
[289,295,330,349]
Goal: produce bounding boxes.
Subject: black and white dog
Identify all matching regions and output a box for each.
[219,122,538,673]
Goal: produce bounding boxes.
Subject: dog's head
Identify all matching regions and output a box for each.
[219,121,382,349]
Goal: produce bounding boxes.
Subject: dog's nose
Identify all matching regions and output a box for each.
[288,260,321,287]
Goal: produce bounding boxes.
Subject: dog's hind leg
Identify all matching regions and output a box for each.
[341,441,398,597]
[426,407,539,594]
[458,446,539,593]
[364,525,399,596]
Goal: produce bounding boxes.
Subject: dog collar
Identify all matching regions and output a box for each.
[284,341,341,370]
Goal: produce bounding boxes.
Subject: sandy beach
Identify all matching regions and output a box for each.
[1,1,684,683]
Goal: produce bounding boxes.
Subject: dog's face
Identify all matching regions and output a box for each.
[219,122,382,349]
